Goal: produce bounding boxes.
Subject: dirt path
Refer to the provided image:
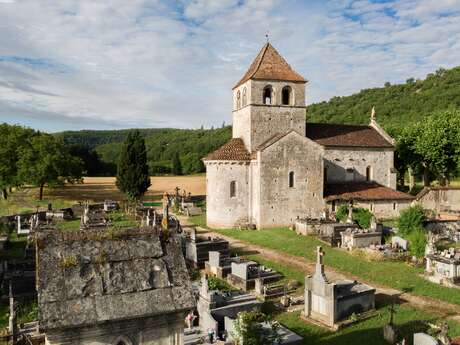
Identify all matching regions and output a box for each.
[179,216,460,321]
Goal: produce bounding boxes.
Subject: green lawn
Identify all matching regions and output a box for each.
[0,189,76,217]
[276,307,460,345]
[189,216,460,306]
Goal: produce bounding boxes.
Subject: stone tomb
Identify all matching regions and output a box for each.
[184,227,229,268]
[197,276,261,341]
[227,260,283,291]
[303,247,375,329]
[341,219,383,250]
[37,227,195,345]
[204,250,235,279]
[426,247,460,287]
[295,219,359,247]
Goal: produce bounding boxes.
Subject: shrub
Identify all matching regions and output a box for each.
[336,205,373,228]
[207,276,234,291]
[397,204,426,237]
[406,227,427,258]
[397,204,427,258]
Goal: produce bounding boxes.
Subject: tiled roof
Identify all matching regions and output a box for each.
[306,123,394,148]
[203,138,251,161]
[233,43,306,89]
[324,182,414,201]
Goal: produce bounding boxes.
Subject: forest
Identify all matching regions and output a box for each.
[3,64,459,181]
[308,66,460,133]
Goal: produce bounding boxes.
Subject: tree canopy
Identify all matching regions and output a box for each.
[18,133,83,200]
[116,130,151,200]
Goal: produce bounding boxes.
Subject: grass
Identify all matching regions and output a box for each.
[232,253,460,344]
[190,216,460,306]
[0,299,38,330]
[55,211,137,232]
[276,306,460,345]
[0,187,77,217]
[0,232,28,260]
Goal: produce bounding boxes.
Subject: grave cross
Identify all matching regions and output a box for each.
[316,246,324,265]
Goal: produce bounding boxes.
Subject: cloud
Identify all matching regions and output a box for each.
[0,0,459,131]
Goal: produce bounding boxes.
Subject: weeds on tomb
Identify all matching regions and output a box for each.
[60,255,78,269]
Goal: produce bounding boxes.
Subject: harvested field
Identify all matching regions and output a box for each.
[47,175,206,202]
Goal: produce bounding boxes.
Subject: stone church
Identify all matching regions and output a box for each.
[203,43,413,229]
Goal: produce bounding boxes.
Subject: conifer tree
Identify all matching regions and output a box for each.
[171,151,183,175]
[116,130,151,200]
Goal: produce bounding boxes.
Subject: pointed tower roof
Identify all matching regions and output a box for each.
[233,43,306,89]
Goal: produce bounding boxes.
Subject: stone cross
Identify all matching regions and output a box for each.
[316,246,324,265]
[346,201,353,223]
[314,246,327,282]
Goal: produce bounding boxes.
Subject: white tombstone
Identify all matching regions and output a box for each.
[413,333,438,345]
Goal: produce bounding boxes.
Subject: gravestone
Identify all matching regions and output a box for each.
[392,236,408,250]
[413,333,438,345]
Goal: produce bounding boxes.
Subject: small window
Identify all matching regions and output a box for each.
[332,201,336,212]
[282,86,291,105]
[370,203,374,211]
[230,181,236,198]
[393,202,396,210]
[366,166,372,181]
[242,87,247,106]
[263,85,272,105]
[289,171,294,188]
[236,91,241,109]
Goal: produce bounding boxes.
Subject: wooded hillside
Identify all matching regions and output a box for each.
[308,66,460,132]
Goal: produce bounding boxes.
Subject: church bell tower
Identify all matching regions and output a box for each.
[231,43,307,152]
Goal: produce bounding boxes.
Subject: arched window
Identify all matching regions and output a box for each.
[366,166,372,181]
[242,87,247,106]
[263,85,273,105]
[324,167,328,183]
[282,86,292,105]
[230,181,236,198]
[289,171,294,188]
[236,90,241,109]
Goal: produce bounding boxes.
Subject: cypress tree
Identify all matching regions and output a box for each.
[171,152,182,175]
[116,130,151,200]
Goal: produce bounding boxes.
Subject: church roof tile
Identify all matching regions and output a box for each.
[233,43,306,89]
[306,123,394,148]
[324,182,414,201]
[203,138,251,161]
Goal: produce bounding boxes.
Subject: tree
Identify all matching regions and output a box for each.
[116,130,151,200]
[171,151,183,175]
[336,205,373,228]
[413,109,460,186]
[18,134,82,200]
[0,124,37,199]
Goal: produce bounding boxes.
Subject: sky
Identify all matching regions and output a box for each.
[0,0,460,132]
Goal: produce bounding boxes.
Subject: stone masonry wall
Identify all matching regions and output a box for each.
[206,162,250,228]
[324,147,396,189]
[232,80,306,152]
[45,313,184,345]
[257,132,324,228]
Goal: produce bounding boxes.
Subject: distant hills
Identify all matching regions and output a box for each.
[57,65,460,176]
[56,127,232,176]
[308,66,460,132]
